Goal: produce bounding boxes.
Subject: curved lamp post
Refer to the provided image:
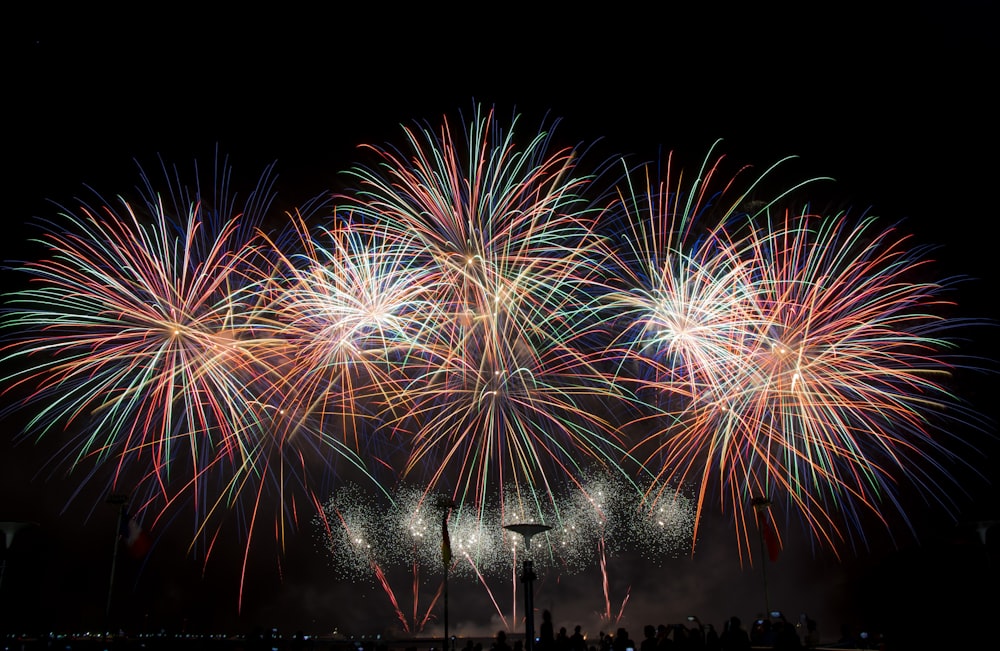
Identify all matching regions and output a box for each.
[106,492,129,624]
[0,520,35,634]
[0,521,34,592]
[436,496,458,650]
[504,523,551,651]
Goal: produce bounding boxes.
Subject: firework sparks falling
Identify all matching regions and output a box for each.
[255,210,446,463]
[706,209,990,555]
[317,473,696,629]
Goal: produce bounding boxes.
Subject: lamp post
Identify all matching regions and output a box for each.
[0,521,34,635]
[504,523,551,651]
[0,521,34,593]
[106,493,129,627]
[436,496,457,650]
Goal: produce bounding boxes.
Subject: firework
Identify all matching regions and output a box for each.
[0,153,385,606]
[601,145,991,560]
[317,472,696,630]
[1,154,273,505]
[254,210,446,465]
[338,103,644,519]
[714,209,988,555]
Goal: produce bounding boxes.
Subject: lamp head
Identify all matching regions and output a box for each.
[504,523,552,545]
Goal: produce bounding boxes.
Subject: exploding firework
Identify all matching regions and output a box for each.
[0,153,388,608]
[600,144,993,560]
[337,103,644,521]
[0,153,278,514]
[254,210,446,467]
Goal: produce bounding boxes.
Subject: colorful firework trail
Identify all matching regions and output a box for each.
[599,144,993,562]
[0,103,994,619]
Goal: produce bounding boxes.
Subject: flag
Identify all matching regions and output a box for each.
[751,496,780,562]
[762,518,780,562]
[441,515,452,567]
[119,509,152,559]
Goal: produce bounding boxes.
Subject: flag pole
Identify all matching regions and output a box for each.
[751,496,772,617]
[106,493,129,628]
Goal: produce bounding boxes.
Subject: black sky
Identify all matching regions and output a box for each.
[2,3,999,647]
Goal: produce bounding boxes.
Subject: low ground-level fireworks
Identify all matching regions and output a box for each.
[316,473,696,632]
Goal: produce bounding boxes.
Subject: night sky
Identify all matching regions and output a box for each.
[2,4,998,648]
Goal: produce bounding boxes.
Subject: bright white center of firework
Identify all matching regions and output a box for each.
[365,306,389,323]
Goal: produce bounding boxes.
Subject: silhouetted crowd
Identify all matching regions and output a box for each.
[3,612,889,651]
[476,610,870,651]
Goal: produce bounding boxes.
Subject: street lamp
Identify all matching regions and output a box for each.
[0,521,34,635]
[0,521,35,592]
[106,493,129,626]
[503,523,551,651]
[436,496,457,650]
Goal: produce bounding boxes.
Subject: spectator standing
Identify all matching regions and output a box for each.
[718,617,750,651]
[539,610,555,651]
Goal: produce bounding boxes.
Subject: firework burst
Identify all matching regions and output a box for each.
[338,103,643,520]
[0,154,277,512]
[601,144,992,560]
[0,154,390,610]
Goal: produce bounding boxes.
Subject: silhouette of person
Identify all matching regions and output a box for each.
[612,627,635,651]
[750,618,774,648]
[772,619,801,650]
[718,617,750,651]
[598,631,611,651]
[703,623,719,651]
[640,625,658,651]
[556,626,571,651]
[670,624,690,650]
[493,630,513,651]
[655,624,674,651]
[802,618,820,648]
[570,625,586,651]
[686,619,706,650]
[539,610,555,651]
